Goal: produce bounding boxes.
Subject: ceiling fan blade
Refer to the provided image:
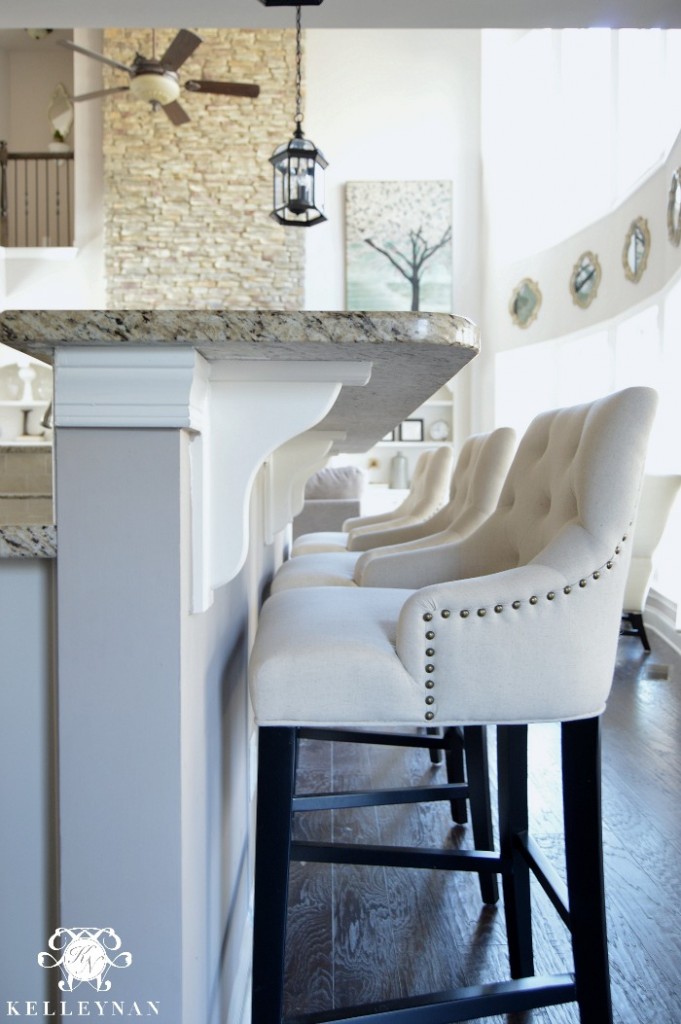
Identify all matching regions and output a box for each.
[159,29,202,71]
[72,86,130,103]
[162,100,191,126]
[185,80,260,98]
[59,39,134,75]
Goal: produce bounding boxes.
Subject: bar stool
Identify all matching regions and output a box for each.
[270,427,515,594]
[249,387,657,1024]
[291,445,453,556]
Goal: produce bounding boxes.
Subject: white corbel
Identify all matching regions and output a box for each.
[263,430,347,545]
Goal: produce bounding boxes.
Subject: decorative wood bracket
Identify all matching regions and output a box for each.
[53,347,371,610]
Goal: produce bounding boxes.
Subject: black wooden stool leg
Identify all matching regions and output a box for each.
[463,725,499,905]
[252,726,297,1024]
[562,717,613,1024]
[497,724,534,978]
[427,725,444,765]
[444,725,468,824]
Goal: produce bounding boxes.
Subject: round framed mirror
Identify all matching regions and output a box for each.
[509,278,542,328]
[570,251,601,309]
[667,167,681,247]
[622,217,650,283]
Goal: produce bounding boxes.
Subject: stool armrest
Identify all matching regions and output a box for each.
[396,562,623,723]
[357,534,470,587]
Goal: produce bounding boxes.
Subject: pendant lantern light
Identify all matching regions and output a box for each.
[269,4,328,227]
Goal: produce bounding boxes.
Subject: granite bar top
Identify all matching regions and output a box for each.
[0,309,479,454]
[0,524,56,558]
[0,309,478,358]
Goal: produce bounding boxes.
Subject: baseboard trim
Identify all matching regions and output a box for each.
[644,588,681,658]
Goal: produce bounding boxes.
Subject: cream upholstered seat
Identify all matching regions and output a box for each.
[270,427,515,594]
[291,445,453,556]
[249,387,658,1024]
[620,474,681,651]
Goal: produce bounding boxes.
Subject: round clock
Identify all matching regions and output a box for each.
[429,419,450,442]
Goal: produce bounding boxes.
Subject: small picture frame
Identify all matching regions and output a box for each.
[399,418,424,442]
[382,429,396,442]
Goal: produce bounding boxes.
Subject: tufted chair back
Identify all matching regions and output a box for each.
[434,427,516,537]
[353,428,516,586]
[348,445,453,548]
[341,449,433,534]
[396,387,658,724]
[431,389,654,583]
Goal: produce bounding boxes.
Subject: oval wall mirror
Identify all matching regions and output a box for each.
[623,216,650,283]
[570,251,601,309]
[668,167,681,247]
[509,278,542,328]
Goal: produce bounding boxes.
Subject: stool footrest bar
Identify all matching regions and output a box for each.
[291,839,504,873]
[283,973,577,1023]
[292,783,468,812]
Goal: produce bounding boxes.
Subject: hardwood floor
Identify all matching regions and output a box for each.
[282,632,681,1023]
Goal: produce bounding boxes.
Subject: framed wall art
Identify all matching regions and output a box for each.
[570,251,601,309]
[345,180,453,312]
[398,418,424,442]
[667,167,681,247]
[622,216,650,283]
[509,277,542,328]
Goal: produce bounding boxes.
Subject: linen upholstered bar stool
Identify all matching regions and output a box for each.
[620,473,681,651]
[270,427,515,594]
[291,445,453,556]
[249,387,657,1024]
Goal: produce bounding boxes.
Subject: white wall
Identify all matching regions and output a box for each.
[304,29,482,322]
[303,29,481,441]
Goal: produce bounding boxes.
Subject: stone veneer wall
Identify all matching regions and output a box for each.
[102,28,304,310]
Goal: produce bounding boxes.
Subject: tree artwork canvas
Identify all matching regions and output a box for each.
[345,181,453,312]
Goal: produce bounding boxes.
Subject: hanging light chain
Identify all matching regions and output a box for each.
[294,4,303,129]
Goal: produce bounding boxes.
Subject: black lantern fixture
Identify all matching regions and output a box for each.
[269,4,328,227]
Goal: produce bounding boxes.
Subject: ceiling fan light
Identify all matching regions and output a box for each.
[129,72,180,106]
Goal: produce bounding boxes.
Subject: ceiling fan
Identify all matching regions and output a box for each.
[61,30,260,126]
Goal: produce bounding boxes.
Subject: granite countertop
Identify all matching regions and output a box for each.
[0,309,480,455]
[0,310,480,558]
[0,524,56,558]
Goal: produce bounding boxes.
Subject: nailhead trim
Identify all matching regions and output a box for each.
[417,540,628,725]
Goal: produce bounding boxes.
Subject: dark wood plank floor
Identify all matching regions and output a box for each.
[282,632,681,1023]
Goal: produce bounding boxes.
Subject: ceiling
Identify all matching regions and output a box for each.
[0,0,679,30]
